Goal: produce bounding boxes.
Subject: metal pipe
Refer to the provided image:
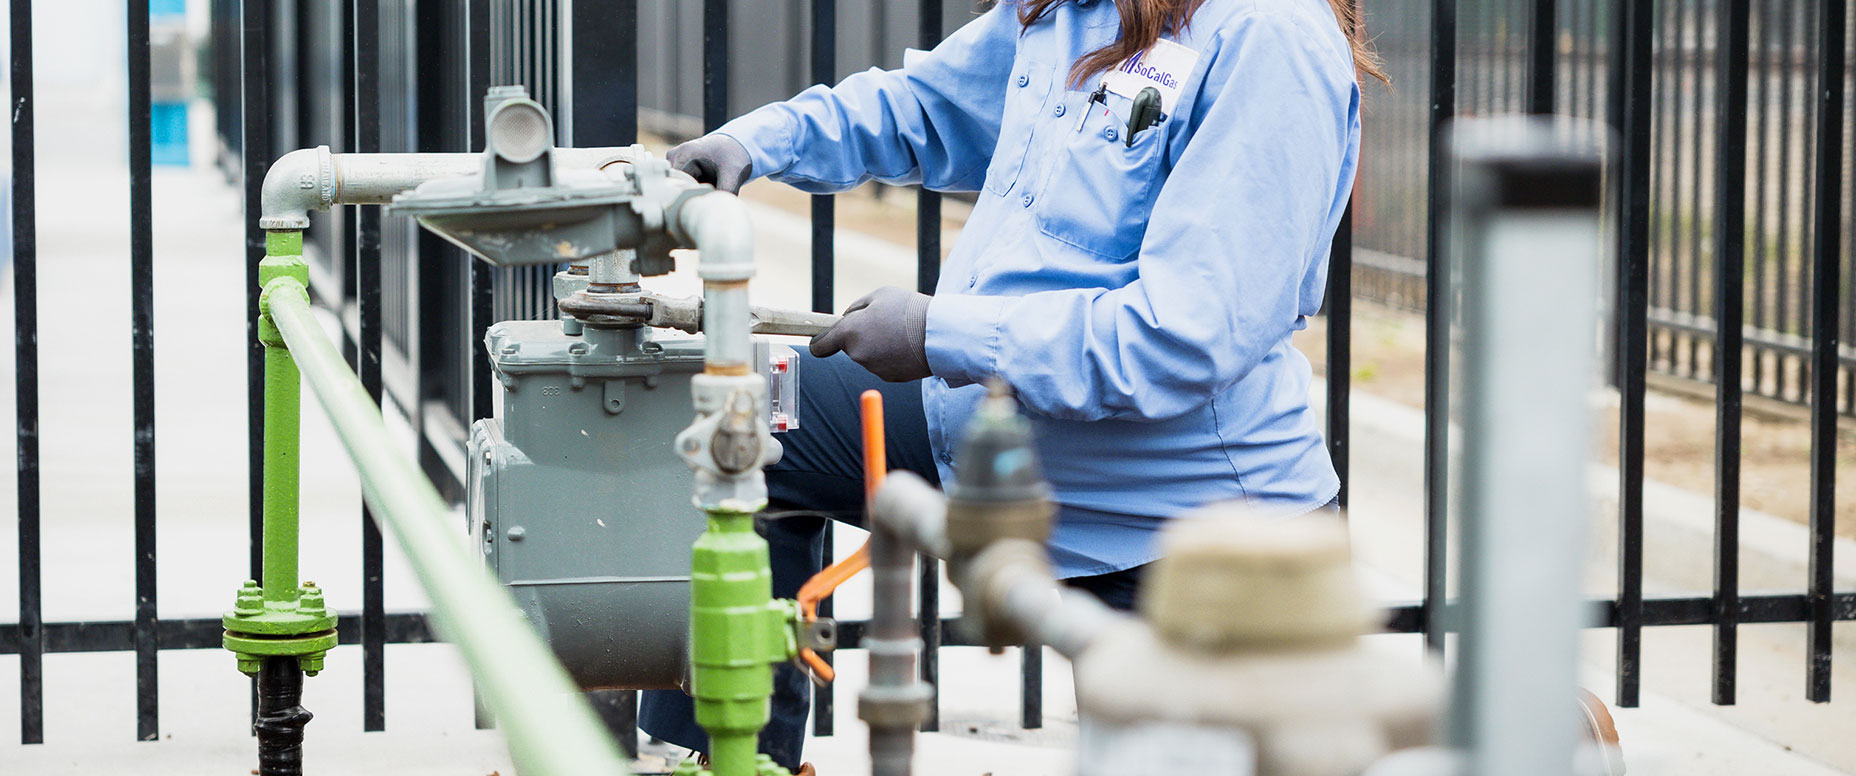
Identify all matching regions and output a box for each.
[263,276,632,776]
[980,548,1122,660]
[869,473,950,559]
[254,656,311,776]
[872,475,1122,660]
[258,146,641,230]
[587,248,638,293]
[1448,118,1606,776]
[259,339,300,602]
[674,191,756,374]
[861,471,940,776]
[862,512,927,776]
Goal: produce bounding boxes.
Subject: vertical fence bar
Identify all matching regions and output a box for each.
[1751,0,1772,395]
[1328,203,1352,509]
[1321,0,1361,511]
[1019,644,1043,729]
[467,0,493,732]
[1658,0,1680,378]
[352,0,387,733]
[1793,0,1817,396]
[11,0,41,747]
[1528,0,1557,114]
[571,0,636,146]
[241,0,272,729]
[1684,0,1705,380]
[916,0,944,734]
[570,0,643,749]
[1807,0,1846,705]
[128,0,160,743]
[810,0,836,318]
[1421,0,1456,654]
[1776,3,1800,402]
[1712,0,1750,708]
[468,0,491,427]
[809,0,839,739]
[1612,0,1654,709]
[243,0,271,611]
[703,0,727,133]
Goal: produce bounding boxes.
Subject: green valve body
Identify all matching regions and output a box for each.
[689,509,798,776]
[223,229,337,675]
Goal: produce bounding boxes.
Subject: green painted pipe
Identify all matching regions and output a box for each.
[259,232,305,601]
[225,230,335,674]
[260,337,300,601]
[264,273,631,776]
[690,508,798,776]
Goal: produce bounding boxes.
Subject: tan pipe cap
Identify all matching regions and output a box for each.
[1142,504,1374,652]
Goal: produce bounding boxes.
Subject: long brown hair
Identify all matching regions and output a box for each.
[1016,0,1388,88]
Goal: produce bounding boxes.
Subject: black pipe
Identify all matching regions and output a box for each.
[254,657,312,776]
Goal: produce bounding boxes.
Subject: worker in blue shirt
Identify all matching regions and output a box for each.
[641,0,1383,769]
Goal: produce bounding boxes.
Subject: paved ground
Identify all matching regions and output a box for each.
[2,38,1855,776]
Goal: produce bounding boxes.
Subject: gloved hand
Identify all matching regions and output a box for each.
[810,287,933,383]
[666,134,753,194]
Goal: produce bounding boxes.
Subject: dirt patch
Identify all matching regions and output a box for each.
[1296,302,1856,536]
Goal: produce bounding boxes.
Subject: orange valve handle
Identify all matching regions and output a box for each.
[793,391,889,684]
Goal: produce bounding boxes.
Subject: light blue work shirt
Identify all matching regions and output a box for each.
[718,0,1359,577]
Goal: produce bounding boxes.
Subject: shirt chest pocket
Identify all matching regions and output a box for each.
[1031,93,1168,260]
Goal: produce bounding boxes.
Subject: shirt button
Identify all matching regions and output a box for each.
[1102,126,1118,142]
[1017,73,1030,87]
[1053,103,1066,118]
[1021,192,1034,207]
[939,451,954,464]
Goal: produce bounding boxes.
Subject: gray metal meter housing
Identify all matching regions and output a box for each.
[467,321,708,690]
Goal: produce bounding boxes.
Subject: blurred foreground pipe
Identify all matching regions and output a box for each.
[263,275,631,776]
[1448,117,1607,776]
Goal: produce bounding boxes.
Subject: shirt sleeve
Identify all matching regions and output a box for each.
[923,11,1361,422]
[714,4,1020,194]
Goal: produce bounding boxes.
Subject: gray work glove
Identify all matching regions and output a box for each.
[666,134,753,194]
[810,287,933,383]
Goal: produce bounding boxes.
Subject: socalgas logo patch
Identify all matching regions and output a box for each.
[1117,50,1182,90]
[1103,38,1198,109]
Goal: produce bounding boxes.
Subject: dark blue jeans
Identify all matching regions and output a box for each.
[638,354,1174,768]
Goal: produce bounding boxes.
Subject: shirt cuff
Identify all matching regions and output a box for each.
[715,107,797,182]
[924,293,1010,387]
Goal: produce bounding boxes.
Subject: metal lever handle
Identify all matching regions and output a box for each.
[748,307,841,338]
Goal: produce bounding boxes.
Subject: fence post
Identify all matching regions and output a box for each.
[1806,0,1847,705]
[1710,0,1751,708]
[11,0,43,747]
[1610,0,1655,710]
[1420,0,1457,655]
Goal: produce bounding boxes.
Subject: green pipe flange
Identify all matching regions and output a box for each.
[669,754,791,776]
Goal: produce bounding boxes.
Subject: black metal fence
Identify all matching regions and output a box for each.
[4,0,1852,756]
[1358,0,1856,418]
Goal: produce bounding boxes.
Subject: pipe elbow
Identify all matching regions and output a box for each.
[675,191,755,283]
[259,146,335,230]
